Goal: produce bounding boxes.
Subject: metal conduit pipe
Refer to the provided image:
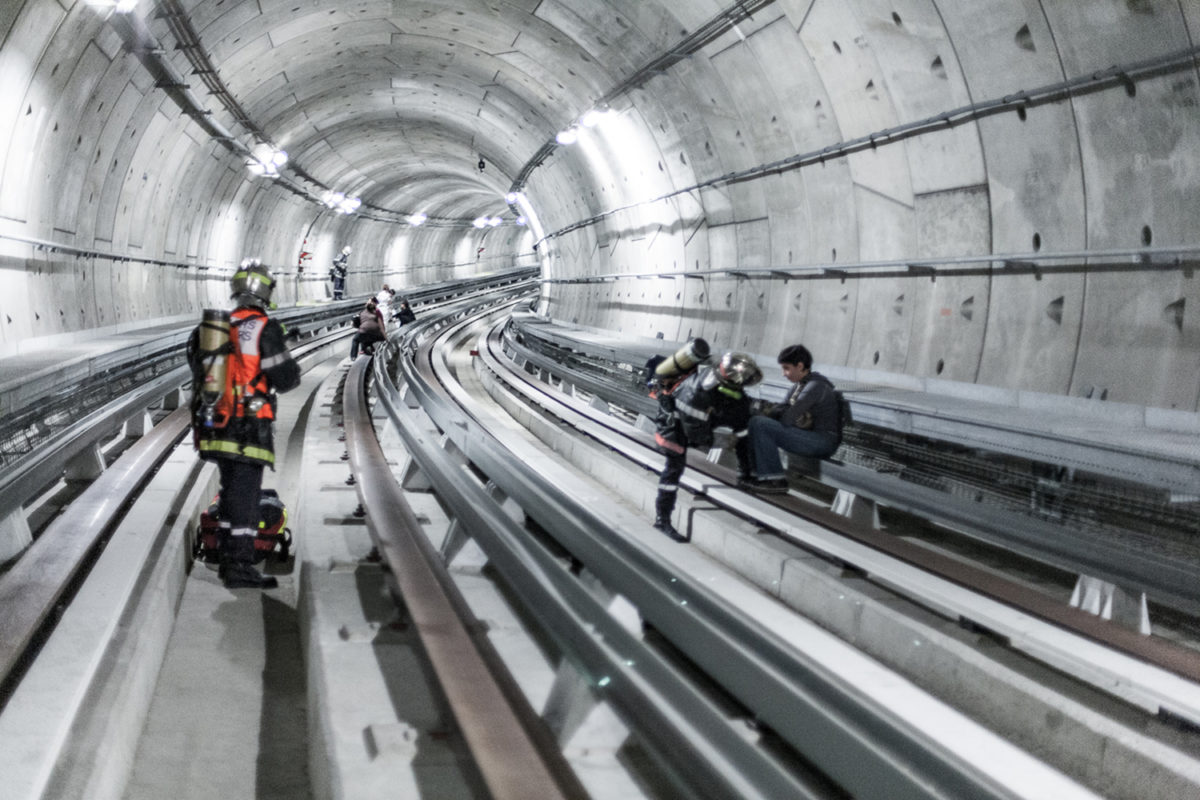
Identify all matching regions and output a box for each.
[538,243,1200,284]
[531,44,1200,247]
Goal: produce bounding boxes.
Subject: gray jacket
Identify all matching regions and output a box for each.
[771,371,839,435]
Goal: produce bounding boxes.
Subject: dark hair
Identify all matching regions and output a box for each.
[777,344,812,370]
[366,300,377,310]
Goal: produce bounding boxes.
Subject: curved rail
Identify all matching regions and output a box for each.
[379,301,1095,799]
[0,408,191,700]
[342,355,580,800]
[481,321,1200,723]
[381,304,825,799]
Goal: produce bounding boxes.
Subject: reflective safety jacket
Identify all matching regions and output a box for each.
[653,365,751,453]
[188,305,301,467]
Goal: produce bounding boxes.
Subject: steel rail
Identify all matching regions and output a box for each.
[378,308,825,800]
[480,322,1200,720]
[0,320,360,701]
[342,357,581,800]
[0,323,347,522]
[499,320,1200,614]
[0,273,539,702]
[0,407,191,700]
[392,304,1058,800]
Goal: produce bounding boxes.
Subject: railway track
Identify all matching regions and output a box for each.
[461,316,1200,799]
[364,301,1108,798]
[3,275,1197,799]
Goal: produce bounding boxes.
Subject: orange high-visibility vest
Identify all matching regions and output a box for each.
[212,307,274,423]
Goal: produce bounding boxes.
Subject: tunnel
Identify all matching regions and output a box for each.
[1,0,1196,408]
[2,2,1199,799]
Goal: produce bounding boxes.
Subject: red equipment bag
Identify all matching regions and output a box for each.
[193,488,292,563]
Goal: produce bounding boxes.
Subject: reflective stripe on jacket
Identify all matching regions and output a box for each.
[190,306,299,468]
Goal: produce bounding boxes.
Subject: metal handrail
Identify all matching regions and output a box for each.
[539,244,1200,284]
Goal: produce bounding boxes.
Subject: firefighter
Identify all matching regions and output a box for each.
[187,259,301,588]
[330,246,350,299]
[652,349,761,540]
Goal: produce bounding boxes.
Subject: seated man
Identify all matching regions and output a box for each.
[394,297,417,325]
[350,299,386,358]
[740,344,840,494]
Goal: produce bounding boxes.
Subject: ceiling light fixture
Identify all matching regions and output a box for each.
[321,190,360,214]
[87,0,138,11]
[246,142,287,178]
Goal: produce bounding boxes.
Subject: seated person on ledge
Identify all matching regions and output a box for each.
[740,344,840,494]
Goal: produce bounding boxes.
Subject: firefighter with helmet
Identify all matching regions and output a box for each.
[187,259,301,588]
[651,349,761,540]
[330,245,351,299]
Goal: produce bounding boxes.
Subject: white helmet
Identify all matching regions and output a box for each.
[702,352,762,391]
[342,246,352,255]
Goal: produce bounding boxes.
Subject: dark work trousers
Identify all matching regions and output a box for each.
[216,458,264,538]
[656,447,687,521]
[350,330,385,358]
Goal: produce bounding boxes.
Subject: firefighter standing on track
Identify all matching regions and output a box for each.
[649,341,761,540]
[187,259,301,589]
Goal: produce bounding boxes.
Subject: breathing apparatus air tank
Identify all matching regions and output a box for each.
[197,309,232,428]
[655,337,710,380]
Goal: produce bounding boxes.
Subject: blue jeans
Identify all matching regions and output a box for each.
[748,415,838,479]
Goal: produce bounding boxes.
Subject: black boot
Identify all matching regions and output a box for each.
[653,491,685,541]
[219,534,277,589]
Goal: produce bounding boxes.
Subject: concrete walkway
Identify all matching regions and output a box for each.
[122,357,341,800]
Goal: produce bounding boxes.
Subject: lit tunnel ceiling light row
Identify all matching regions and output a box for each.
[83,0,490,229]
[86,0,137,11]
[246,143,288,178]
[321,190,361,214]
[555,108,615,146]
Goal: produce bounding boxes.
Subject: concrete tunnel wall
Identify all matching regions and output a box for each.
[0,0,1197,411]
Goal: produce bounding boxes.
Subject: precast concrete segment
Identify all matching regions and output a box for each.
[4,0,1200,417]
[682,503,1200,800]
[297,362,457,800]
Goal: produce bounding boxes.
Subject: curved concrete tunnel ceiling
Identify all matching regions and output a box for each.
[1,0,1199,411]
